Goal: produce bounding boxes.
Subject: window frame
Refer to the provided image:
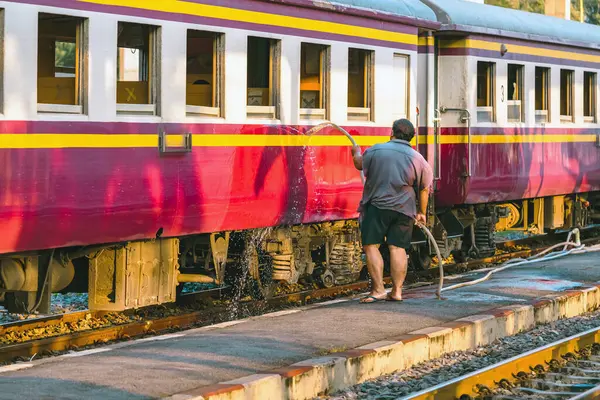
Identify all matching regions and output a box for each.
[507,63,524,123]
[37,12,88,115]
[116,21,161,116]
[583,71,597,123]
[347,47,374,122]
[299,42,330,121]
[246,36,281,120]
[185,29,225,119]
[560,68,574,123]
[476,60,496,123]
[392,53,410,121]
[534,66,550,124]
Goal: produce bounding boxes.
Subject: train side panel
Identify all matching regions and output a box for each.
[434,36,600,207]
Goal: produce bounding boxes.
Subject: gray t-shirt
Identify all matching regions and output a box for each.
[358,139,434,219]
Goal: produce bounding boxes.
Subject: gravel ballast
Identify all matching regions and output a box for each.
[322,309,600,400]
[0,293,89,324]
[0,282,214,324]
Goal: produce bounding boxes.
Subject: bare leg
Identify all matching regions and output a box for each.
[361,244,387,302]
[388,245,408,300]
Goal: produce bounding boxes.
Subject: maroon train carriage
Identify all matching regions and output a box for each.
[0,0,598,314]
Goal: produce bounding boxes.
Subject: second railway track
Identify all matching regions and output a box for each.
[404,326,600,400]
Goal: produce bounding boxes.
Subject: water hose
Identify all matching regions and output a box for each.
[303,122,366,184]
[317,121,600,300]
[305,122,445,299]
[441,228,600,294]
[416,221,445,299]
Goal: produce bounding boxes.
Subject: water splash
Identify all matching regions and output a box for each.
[227,227,273,319]
[285,125,331,220]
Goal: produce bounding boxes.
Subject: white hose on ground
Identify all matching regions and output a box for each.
[416,221,445,299]
[440,228,600,295]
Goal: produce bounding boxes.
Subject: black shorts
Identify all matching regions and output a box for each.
[360,205,414,249]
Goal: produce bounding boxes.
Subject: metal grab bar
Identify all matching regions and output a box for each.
[158,126,193,154]
[433,109,441,180]
[439,107,472,177]
[415,106,420,151]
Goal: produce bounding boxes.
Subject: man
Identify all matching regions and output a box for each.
[351,119,433,303]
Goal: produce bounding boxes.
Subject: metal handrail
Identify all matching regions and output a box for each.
[433,109,441,180]
[439,107,472,177]
[415,106,420,150]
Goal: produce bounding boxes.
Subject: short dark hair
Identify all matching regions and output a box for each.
[392,119,415,142]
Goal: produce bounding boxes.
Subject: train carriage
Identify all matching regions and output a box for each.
[0,0,597,313]
[421,0,600,260]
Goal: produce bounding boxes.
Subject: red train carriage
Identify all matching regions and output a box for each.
[0,0,598,313]
[422,0,600,260]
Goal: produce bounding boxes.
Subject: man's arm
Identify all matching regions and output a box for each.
[416,188,429,224]
[416,161,434,224]
[351,145,363,171]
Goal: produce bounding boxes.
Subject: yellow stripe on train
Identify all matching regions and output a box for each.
[444,38,600,64]
[0,134,596,149]
[78,0,417,46]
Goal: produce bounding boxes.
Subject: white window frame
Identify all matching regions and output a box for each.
[116,22,161,116]
[299,42,330,121]
[37,13,88,115]
[185,30,225,118]
[246,36,280,120]
[347,48,374,122]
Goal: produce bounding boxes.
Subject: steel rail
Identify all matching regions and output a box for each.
[1,233,598,365]
[3,228,595,333]
[403,326,600,400]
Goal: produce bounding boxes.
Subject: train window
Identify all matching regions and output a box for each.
[535,67,549,123]
[507,64,524,123]
[37,13,87,114]
[584,72,596,123]
[560,69,574,123]
[299,43,329,120]
[247,36,280,119]
[392,54,410,121]
[476,61,495,123]
[347,48,374,121]
[116,22,160,116]
[186,30,224,118]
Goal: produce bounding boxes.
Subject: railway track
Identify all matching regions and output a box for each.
[0,231,597,366]
[403,326,600,400]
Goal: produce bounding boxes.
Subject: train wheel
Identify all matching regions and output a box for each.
[409,245,432,271]
[247,244,276,299]
[452,248,469,264]
[317,269,335,288]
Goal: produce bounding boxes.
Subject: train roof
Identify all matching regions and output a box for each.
[290,0,439,27]
[423,0,600,49]
[327,0,437,20]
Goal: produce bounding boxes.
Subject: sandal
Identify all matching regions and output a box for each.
[360,295,386,303]
[385,294,403,302]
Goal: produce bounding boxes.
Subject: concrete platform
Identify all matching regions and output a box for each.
[1,253,599,400]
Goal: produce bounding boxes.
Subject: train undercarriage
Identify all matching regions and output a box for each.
[0,193,598,313]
